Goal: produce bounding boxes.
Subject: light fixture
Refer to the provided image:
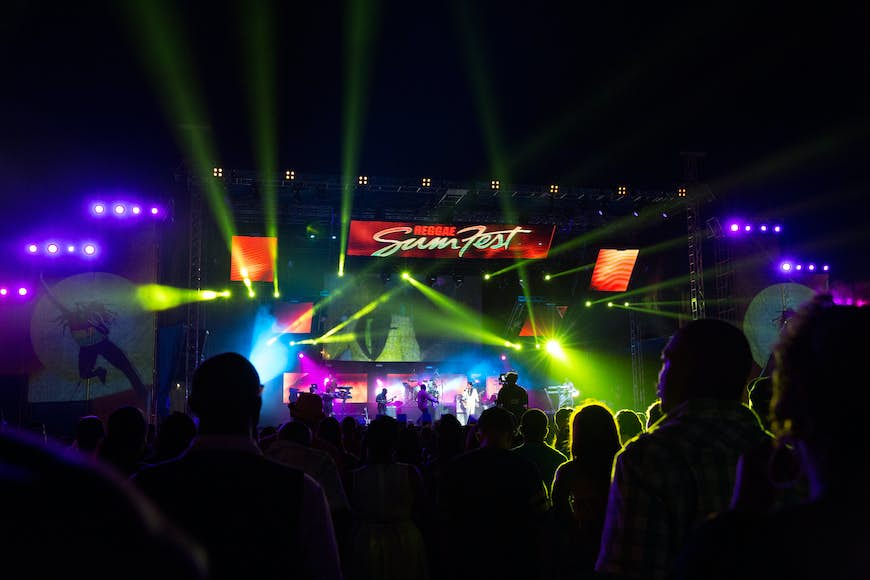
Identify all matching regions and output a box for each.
[285,170,295,180]
[491,180,500,190]
[549,184,559,194]
[617,185,627,196]
[422,177,431,187]
[358,175,368,185]
[213,167,223,178]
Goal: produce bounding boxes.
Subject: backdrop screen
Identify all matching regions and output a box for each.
[589,249,640,292]
[230,236,276,282]
[321,273,482,362]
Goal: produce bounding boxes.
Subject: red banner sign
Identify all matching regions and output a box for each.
[347,220,555,259]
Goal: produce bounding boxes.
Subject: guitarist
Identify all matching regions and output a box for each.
[375,387,395,416]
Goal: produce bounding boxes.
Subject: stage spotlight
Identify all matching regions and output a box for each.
[248,290,256,298]
[298,352,305,359]
[114,204,126,215]
[545,340,564,358]
[780,262,792,272]
[401,271,410,280]
[607,302,614,307]
[624,302,630,307]
[760,225,768,232]
[544,274,551,281]
[729,223,739,232]
[422,177,431,187]
[240,268,249,278]
[273,290,281,298]
[358,175,368,185]
[93,203,106,215]
[213,167,223,178]
[131,205,141,215]
[83,244,97,256]
[500,354,507,361]
[376,378,384,387]
[285,170,295,180]
[289,341,296,346]
[150,206,160,215]
[744,225,752,232]
[585,301,592,307]
[795,264,803,271]
[309,234,316,239]
[67,245,76,253]
[677,187,687,197]
[617,185,627,196]
[535,343,541,349]
[513,343,522,351]
[331,234,337,240]
[18,287,28,296]
[774,225,782,233]
[662,212,669,219]
[46,243,59,254]
[200,290,218,300]
[632,211,639,217]
[823,265,830,271]
[491,180,500,190]
[27,244,38,254]
[504,340,512,348]
[549,184,559,194]
[808,264,816,271]
[0,288,7,296]
[484,273,491,280]
[598,209,604,216]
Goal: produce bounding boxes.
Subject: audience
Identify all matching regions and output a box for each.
[553,406,573,455]
[438,406,550,580]
[615,409,644,446]
[645,399,663,429]
[132,352,341,580]
[673,296,870,578]
[98,405,148,477]
[512,408,568,495]
[595,318,769,580]
[348,415,429,580]
[145,411,196,464]
[551,402,621,578]
[72,414,105,456]
[1,427,207,579]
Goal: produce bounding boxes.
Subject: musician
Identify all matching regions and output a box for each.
[322,386,335,417]
[376,388,390,416]
[458,381,481,425]
[416,383,438,425]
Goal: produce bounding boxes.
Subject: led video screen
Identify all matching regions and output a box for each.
[589,249,640,292]
[230,236,277,282]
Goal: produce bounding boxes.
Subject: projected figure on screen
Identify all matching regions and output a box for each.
[40,276,148,399]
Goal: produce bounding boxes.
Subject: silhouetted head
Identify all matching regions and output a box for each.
[748,376,773,429]
[365,416,399,463]
[645,399,663,429]
[317,417,342,450]
[476,407,516,449]
[189,353,262,437]
[278,421,312,446]
[74,415,105,453]
[615,409,644,445]
[381,387,387,396]
[504,371,518,386]
[520,408,549,443]
[657,319,752,412]
[555,407,573,431]
[772,295,870,494]
[570,402,620,469]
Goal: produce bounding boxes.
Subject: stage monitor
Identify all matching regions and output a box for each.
[230,236,277,282]
[589,249,640,292]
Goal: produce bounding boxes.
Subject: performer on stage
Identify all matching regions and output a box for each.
[416,383,438,425]
[376,388,390,416]
[322,385,335,417]
[457,381,481,425]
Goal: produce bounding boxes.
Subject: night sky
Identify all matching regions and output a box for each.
[2,1,869,280]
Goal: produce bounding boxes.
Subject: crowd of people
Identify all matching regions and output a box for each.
[2,294,864,579]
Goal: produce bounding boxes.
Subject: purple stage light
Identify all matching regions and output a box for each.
[132,205,141,215]
[729,223,739,232]
[18,287,28,296]
[744,224,752,232]
[150,206,159,215]
[808,264,816,271]
[113,204,126,215]
[93,203,105,215]
[823,265,829,271]
[46,243,59,254]
[774,225,782,233]
[500,354,507,361]
[67,245,76,253]
[760,225,768,232]
[376,378,384,387]
[0,288,7,296]
[781,262,792,272]
[27,244,38,253]
[298,353,305,359]
[796,264,803,271]
[83,243,97,256]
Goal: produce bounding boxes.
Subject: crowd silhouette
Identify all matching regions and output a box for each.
[3,295,861,579]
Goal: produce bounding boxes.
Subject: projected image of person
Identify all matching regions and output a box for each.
[40,276,148,399]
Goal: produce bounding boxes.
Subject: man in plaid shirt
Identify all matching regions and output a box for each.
[595,319,769,579]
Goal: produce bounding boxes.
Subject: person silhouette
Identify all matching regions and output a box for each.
[40,275,148,400]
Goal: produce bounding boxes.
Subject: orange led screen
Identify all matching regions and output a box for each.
[230,236,277,282]
[589,249,639,292]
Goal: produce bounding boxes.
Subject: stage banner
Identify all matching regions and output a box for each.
[347,220,556,259]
